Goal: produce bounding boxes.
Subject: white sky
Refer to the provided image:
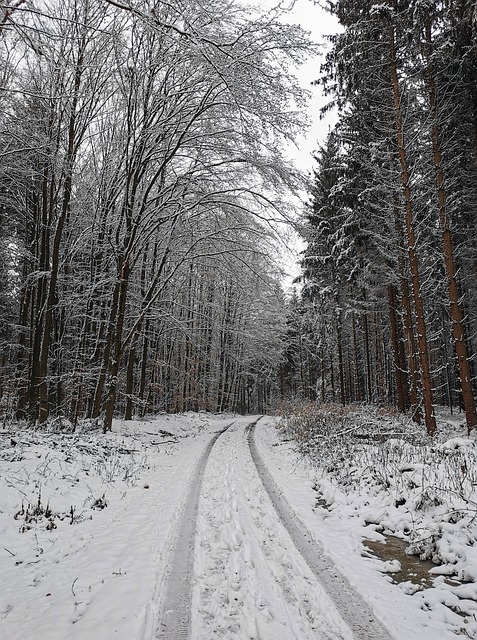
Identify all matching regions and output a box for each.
[243,0,340,287]
[284,0,340,173]
[275,1,340,287]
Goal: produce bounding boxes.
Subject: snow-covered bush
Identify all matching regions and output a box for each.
[277,404,477,572]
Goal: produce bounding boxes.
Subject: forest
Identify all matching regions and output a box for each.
[0,0,312,430]
[292,0,477,436]
[3,3,477,636]
[1,0,477,436]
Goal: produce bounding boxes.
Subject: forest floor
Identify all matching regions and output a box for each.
[0,409,476,639]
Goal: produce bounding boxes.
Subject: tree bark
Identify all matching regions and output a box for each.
[37,37,85,423]
[363,309,372,403]
[423,14,477,433]
[103,258,130,432]
[389,20,436,435]
[337,311,346,406]
[387,284,409,412]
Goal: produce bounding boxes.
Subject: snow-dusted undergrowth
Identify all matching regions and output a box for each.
[3,409,477,639]
[0,420,148,535]
[0,412,227,639]
[277,403,477,634]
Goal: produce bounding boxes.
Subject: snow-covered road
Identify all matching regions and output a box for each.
[3,413,463,639]
[158,416,391,640]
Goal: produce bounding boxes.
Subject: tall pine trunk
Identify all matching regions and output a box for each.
[388,19,436,435]
[393,197,421,422]
[423,14,477,433]
[387,284,409,412]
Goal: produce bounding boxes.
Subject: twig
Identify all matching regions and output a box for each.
[4,547,15,557]
[71,577,78,597]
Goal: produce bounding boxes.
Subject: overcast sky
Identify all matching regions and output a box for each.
[284,0,340,174]
[270,1,340,287]
[243,0,340,285]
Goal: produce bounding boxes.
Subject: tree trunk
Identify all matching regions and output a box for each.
[423,15,477,433]
[124,345,136,421]
[387,284,409,412]
[352,314,364,402]
[103,259,130,432]
[337,311,346,405]
[393,196,421,422]
[91,277,121,419]
[37,40,85,423]
[389,20,436,435]
[138,323,149,416]
[363,310,372,403]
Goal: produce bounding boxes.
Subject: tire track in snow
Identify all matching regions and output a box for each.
[191,418,354,640]
[156,420,236,640]
[247,420,395,640]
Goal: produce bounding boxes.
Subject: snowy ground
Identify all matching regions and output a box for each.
[273,404,477,639]
[0,409,476,639]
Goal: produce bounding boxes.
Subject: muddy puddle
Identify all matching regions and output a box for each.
[363,535,438,589]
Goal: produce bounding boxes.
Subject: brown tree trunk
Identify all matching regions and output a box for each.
[91,277,120,419]
[15,262,33,416]
[401,277,422,422]
[337,311,346,406]
[423,15,477,433]
[28,171,52,421]
[352,314,364,402]
[103,259,130,432]
[389,21,436,435]
[387,284,409,412]
[363,309,372,402]
[138,323,149,415]
[124,345,136,421]
[374,312,385,401]
[37,41,85,424]
[393,196,421,422]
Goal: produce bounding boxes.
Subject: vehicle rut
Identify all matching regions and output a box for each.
[156,421,235,639]
[157,418,395,639]
[247,420,394,640]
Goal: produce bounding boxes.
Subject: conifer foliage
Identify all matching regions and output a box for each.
[298,0,477,433]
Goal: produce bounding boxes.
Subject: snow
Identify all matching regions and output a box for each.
[192,420,354,639]
[260,407,477,639]
[0,413,224,639]
[1,409,477,639]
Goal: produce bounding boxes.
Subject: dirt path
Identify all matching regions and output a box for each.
[156,417,394,639]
